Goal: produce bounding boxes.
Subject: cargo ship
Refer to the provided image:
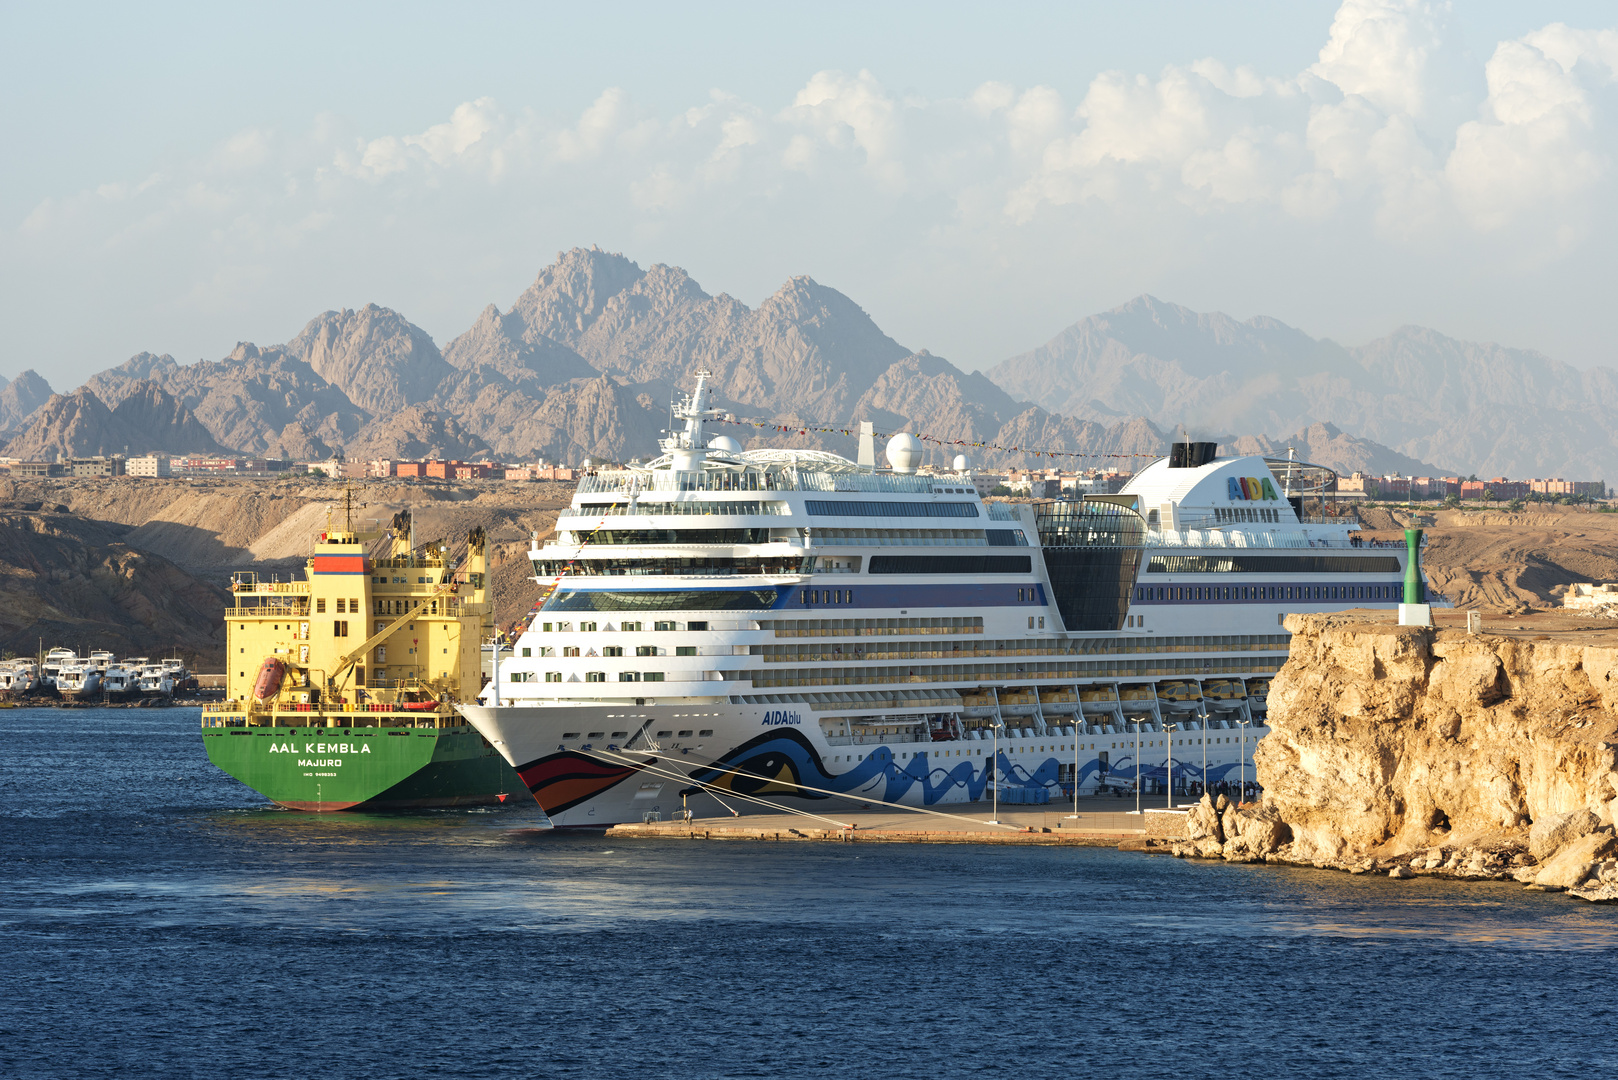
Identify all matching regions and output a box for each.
[201,501,524,810]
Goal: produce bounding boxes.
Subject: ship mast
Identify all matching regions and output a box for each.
[660,370,719,471]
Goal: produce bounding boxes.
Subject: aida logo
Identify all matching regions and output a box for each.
[1228,476,1280,501]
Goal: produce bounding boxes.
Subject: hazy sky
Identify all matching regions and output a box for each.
[4,0,1617,389]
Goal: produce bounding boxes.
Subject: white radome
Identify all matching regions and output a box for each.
[952,454,970,472]
[707,435,743,454]
[886,433,922,473]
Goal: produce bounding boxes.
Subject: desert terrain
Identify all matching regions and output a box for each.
[0,476,575,667]
[1,477,1611,669]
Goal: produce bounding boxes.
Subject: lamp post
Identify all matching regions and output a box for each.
[1198,709,1210,796]
[1237,718,1251,802]
[1067,708,1081,819]
[988,718,1005,824]
[1164,722,1178,808]
[1133,717,1142,815]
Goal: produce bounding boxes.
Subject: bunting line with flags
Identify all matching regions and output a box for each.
[711,415,1165,463]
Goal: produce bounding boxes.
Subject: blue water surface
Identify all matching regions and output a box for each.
[1,706,1615,1080]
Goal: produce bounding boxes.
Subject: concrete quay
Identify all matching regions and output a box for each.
[603,795,1189,848]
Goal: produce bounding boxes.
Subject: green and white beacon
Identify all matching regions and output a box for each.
[1398,528,1432,626]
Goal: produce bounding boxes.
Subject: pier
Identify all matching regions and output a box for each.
[604,795,1193,847]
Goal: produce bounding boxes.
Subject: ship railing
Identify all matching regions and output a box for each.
[579,470,788,494]
[230,581,308,595]
[224,604,310,618]
[557,500,791,520]
[785,469,935,494]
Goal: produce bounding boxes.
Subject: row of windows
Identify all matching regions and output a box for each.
[800,588,855,605]
[759,617,985,637]
[547,589,778,612]
[813,528,991,546]
[557,728,715,739]
[507,671,666,683]
[1137,583,1399,602]
[531,620,708,633]
[565,500,789,517]
[534,557,810,576]
[745,656,1285,688]
[805,500,980,518]
[572,528,773,545]
[1213,507,1281,523]
[313,598,360,614]
[519,645,700,658]
[867,555,1032,575]
[754,634,1290,663]
[1145,555,1401,574]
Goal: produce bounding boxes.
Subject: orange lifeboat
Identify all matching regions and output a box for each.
[252,657,286,702]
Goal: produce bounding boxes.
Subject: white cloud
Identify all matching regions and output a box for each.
[6,1,1618,387]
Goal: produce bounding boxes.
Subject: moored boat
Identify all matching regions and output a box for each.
[458,374,1435,825]
[200,502,525,811]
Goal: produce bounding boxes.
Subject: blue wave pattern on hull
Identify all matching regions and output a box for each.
[688,730,1252,806]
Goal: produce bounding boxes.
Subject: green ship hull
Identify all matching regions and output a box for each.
[202,720,525,811]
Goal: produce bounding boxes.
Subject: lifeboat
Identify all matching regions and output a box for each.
[252,657,286,702]
[1202,678,1248,711]
[1156,679,1203,711]
[1038,687,1080,715]
[996,688,1039,717]
[1079,686,1121,713]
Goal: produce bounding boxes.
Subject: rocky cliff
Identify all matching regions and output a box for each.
[2,382,225,460]
[1177,612,1618,902]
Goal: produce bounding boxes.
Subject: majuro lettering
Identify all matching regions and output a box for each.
[761,711,802,726]
[1227,477,1279,501]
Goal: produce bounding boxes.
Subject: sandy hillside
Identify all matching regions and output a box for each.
[1356,504,1618,613]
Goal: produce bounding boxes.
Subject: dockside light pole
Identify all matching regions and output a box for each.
[1198,709,1209,794]
[1133,718,1142,815]
[1164,722,1178,808]
[988,718,1005,824]
[1237,719,1251,801]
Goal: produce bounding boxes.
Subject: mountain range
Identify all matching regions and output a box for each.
[3,247,1608,481]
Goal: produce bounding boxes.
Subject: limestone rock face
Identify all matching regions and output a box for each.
[1250,614,1618,898]
[1530,809,1602,861]
[1532,831,1617,890]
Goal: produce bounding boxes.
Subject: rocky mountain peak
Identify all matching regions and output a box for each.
[507,247,648,341]
[0,369,54,432]
[283,304,451,415]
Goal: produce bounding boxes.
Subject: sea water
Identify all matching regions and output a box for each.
[1,706,1615,1079]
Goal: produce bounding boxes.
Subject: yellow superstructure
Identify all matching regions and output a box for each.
[222,508,493,720]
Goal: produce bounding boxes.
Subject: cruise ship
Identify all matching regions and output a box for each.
[459,373,1426,827]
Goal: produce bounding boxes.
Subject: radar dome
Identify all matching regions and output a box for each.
[581,458,594,469]
[707,435,743,454]
[952,454,970,473]
[885,433,922,474]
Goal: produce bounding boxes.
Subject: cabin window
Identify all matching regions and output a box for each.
[619,672,640,682]
[603,646,624,657]
[585,672,605,682]
[636,646,656,657]
[316,599,326,613]
[688,622,708,631]
[676,646,697,656]
[643,672,664,682]
[655,621,676,631]
[678,730,694,737]
[699,729,713,736]
[545,672,562,682]
[581,621,598,632]
[333,620,348,637]
[521,648,531,658]
[563,647,580,657]
[621,621,642,632]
